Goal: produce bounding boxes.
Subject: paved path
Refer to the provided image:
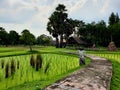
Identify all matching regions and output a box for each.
[44,54,112,90]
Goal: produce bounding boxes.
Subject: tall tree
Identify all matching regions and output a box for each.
[36,34,52,45]
[109,12,119,25]
[73,19,85,37]
[63,18,74,42]
[20,29,35,51]
[115,13,119,23]
[47,21,59,48]
[109,12,116,25]
[47,4,68,48]
[108,23,120,46]
[0,27,9,46]
[77,22,96,46]
[9,30,20,45]
[108,12,120,43]
[95,20,109,46]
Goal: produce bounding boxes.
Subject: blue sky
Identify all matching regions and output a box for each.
[0,0,120,37]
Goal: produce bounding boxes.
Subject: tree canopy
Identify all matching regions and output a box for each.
[47,4,68,48]
[0,5,120,48]
[47,5,120,47]
[9,30,20,45]
[36,34,52,45]
[47,4,85,48]
[109,12,119,25]
[20,29,36,51]
[0,27,9,46]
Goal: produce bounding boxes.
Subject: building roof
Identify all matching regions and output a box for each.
[68,36,87,45]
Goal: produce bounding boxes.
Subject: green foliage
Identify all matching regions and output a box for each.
[20,29,36,45]
[109,12,116,25]
[36,34,52,45]
[47,4,68,48]
[108,12,120,46]
[0,27,9,46]
[20,29,36,51]
[109,12,119,25]
[47,4,68,35]
[30,55,35,68]
[36,54,42,69]
[77,12,120,47]
[35,54,43,71]
[108,22,120,46]
[9,30,20,45]
[115,13,119,23]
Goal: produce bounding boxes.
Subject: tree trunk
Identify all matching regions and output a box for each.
[60,35,63,48]
[29,44,32,51]
[56,37,59,48]
[64,37,68,48]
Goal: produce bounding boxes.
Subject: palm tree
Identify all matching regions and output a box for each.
[47,4,68,48]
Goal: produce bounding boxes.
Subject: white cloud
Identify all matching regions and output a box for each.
[0,22,30,34]
[100,0,110,14]
[92,0,98,3]
[68,0,88,14]
[0,0,119,37]
[0,22,50,37]
[0,9,4,14]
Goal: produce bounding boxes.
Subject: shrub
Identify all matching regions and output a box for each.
[36,54,42,69]
[35,54,43,71]
[30,55,35,68]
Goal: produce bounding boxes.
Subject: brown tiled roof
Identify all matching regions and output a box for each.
[68,36,86,45]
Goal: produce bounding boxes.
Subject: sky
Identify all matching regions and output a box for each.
[0,0,120,37]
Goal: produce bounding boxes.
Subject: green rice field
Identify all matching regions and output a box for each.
[1,46,120,90]
[0,46,90,90]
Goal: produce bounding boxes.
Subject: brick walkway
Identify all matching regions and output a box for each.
[44,54,112,90]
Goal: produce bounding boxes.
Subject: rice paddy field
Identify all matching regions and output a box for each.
[0,46,90,90]
[88,50,120,90]
[1,46,120,90]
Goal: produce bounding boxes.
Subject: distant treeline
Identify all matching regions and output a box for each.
[77,12,120,47]
[0,28,53,46]
[47,4,120,47]
[0,9,120,47]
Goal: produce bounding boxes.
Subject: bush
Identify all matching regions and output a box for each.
[36,54,42,69]
[30,55,35,68]
[35,54,43,71]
